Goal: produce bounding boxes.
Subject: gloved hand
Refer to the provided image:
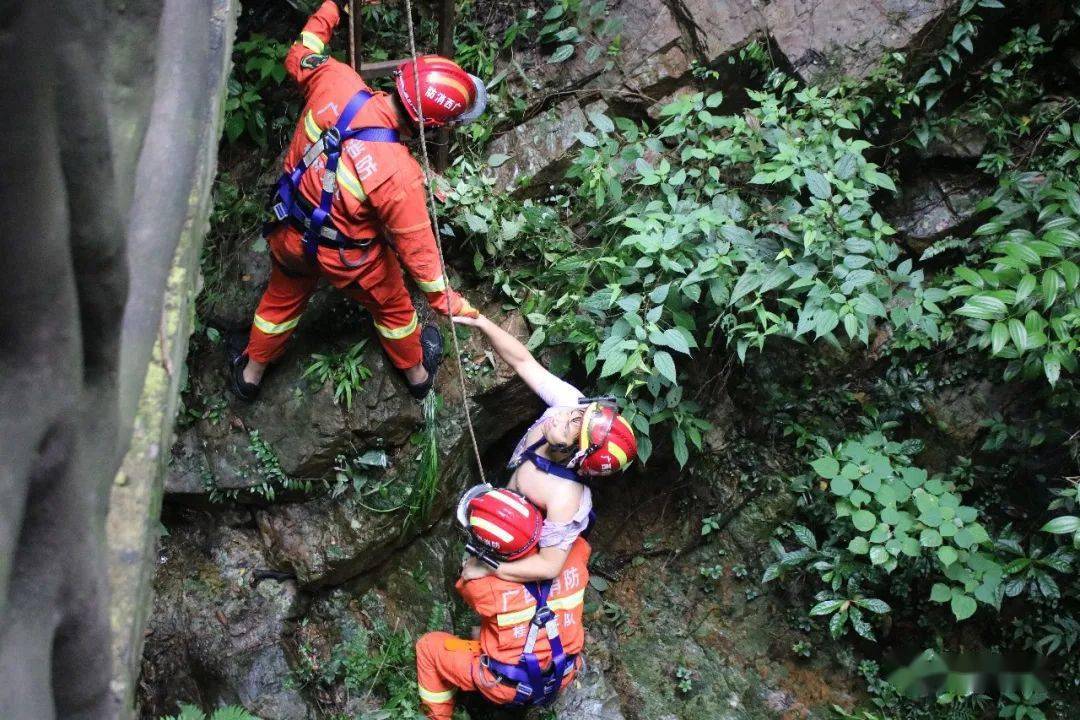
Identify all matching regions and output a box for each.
[428,288,479,319]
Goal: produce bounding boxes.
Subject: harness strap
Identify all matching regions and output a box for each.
[481,580,576,707]
[270,89,400,259]
[522,439,581,483]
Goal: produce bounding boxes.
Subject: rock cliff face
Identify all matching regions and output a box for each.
[138,0,1012,718]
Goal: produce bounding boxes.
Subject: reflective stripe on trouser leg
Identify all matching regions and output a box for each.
[415,632,474,720]
[246,256,318,364]
[342,251,422,369]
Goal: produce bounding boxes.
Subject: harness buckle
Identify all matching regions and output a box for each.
[322,126,342,152]
[532,606,555,627]
[272,202,288,221]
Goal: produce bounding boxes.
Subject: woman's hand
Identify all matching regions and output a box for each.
[461,557,495,581]
[451,313,486,328]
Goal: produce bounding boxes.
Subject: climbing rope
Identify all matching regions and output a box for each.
[402,0,488,486]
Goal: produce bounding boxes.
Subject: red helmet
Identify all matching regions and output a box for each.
[575,402,637,477]
[465,488,542,562]
[395,55,488,128]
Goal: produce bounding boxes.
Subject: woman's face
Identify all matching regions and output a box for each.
[543,407,585,452]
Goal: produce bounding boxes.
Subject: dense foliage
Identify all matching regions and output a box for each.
[190,0,1080,718]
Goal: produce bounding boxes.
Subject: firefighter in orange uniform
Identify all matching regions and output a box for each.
[230,0,485,401]
[415,488,590,718]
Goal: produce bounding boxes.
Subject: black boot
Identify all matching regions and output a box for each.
[406,324,444,400]
[228,352,261,402]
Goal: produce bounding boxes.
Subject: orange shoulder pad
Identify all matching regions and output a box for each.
[342,139,417,197]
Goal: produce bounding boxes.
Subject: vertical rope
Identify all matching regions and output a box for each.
[348,1,357,69]
[403,0,487,486]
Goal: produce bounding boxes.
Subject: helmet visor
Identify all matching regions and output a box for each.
[454,74,488,125]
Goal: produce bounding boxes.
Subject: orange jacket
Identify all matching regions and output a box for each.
[282,0,469,315]
[456,538,590,668]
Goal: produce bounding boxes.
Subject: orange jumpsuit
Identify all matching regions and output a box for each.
[246,0,473,371]
[415,539,591,719]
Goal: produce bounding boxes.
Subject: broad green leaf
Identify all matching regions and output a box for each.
[487,153,511,168]
[1042,269,1060,308]
[834,153,857,180]
[831,476,854,496]
[930,583,952,602]
[652,350,677,384]
[856,598,890,614]
[1007,318,1027,351]
[920,528,943,547]
[575,131,599,148]
[869,545,889,565]
[812,456,840,479]
[848,537,870,554]
[937,546,959,567]
[810,599,844,616]
[853,510,876,532]
[955,295,1007,320]
[1015,274,1036,302]
[865,169,897,192]
[549,44,575,63]
[1041,516,1080,534]
[950,592,977,620]
[587,110,615,133]
[991,322,1008,354]
[805,169,832,199]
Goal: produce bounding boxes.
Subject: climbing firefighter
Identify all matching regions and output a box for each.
[229,0,484,402]
[415,488,590,718]
[451,314,637,583]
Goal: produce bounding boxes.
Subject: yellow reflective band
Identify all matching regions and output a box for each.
[418,684,455,704]
[337,162,366,201]
[606,441,628,467]
[415,276,447,293]
[253,314,300,336]
[299,31,325,54]
[496,604,537,627]
[495,588,585,627]
[470,516,513,543]
[548,588,586,612]
[374,313,418,340]
[490,489,530,516]
[616,414,635,437]
[304,110,322,143]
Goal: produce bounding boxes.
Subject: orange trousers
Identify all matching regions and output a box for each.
[245,225,422,369]
[415,632,517,720]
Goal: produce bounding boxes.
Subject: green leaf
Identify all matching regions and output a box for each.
[865,170,897,192]
[487,152,511,168]
[853,510,876,532]
[1041,516,1080,534]
[587,110,615,133]
[848,536,870,554]
[856,598,891,614]
[950,592,977,620]
[1015,274,1037,302]
[991,322,1008,354]
[812,456,840,479]
[937,546,959,567]
[549,44,575,63]
[1042,269,1060,308]
[575,131,599,147]
[1044,356,1061,385]
[805,169,832,199]
[901,536,921,557]
[920,528,943,547]
[869,545,889,565]
[831,476,854,496]
[1007,318,1028,352]
[661,328,692,356]
[810,599,845,616]
[854,293,886,318]
[955,267,984,287]
[834,153,857,180]
[652,350,677,384]
[955,295,1007,320]
[930,583,952,602]
[599,352,627,378]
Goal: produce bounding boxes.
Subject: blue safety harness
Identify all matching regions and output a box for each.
[481,581,577,707]
[270,90,399,259]
[519,438,580,482]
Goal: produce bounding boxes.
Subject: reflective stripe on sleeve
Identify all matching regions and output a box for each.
[299,31,326,54]
[304,110,322,143]
[416,276,446,293]
[253,314,301,336]
[418,684,456,704]
[337,163,366,201]
[374,313,418,340]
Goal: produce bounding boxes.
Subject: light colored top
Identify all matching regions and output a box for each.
[506,368,593,550]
